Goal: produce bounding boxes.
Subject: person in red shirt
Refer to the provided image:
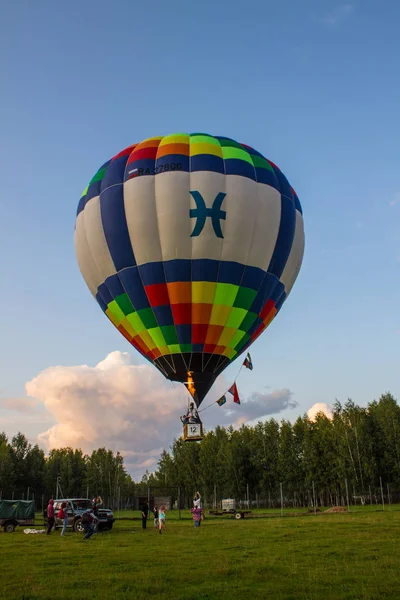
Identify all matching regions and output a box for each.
[46,499,55,535]
[59,501,70,537]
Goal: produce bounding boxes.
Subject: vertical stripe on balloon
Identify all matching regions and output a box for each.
[100,185,136,271]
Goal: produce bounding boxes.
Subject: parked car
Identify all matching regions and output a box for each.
[44,498,115,532]
[0,500,35,533]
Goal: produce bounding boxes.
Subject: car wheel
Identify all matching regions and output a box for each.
[4,521,16,533]
[235,512,242,520]
[106,523,113,530]
[74,519,84,533]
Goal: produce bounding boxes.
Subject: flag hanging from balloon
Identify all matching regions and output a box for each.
[228,383,241,404]
[243,352,253,370]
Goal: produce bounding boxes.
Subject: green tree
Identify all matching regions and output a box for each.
[0,433,14,496]
[9,432,31,494]
[86,448,128,507]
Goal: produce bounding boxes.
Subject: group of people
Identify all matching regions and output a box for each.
[46,491,203,538]
[141,501,166,534]
[46,495,103,540]
[140,492,203,532]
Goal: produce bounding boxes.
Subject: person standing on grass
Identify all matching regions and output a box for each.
[142,500,149,529]
[193,492,202,509]
[92,495,103,516]
[91,495,102,532]
[59,501,70,537]
[152,505,159,529]
[158,505,166,534]
[46,499,55,535]
[191,506,202,528]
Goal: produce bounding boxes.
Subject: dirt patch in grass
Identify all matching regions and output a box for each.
[324,506,348,513]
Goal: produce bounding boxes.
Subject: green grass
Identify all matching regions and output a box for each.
[1,509,400,599]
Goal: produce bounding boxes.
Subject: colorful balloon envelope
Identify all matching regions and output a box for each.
[74,133,305,406]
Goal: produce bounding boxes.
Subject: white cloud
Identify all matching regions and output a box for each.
[321,4,354,25]
[236,389,298,426]
[0,396,41,414]
[1,352,296,479]
[389,192,400,207]
[307,402,334,421]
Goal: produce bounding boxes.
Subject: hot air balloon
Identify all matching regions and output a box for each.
[74,133,305,416]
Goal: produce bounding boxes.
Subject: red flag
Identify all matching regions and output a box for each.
[228,382,240,404]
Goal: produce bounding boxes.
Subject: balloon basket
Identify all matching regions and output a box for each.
[183,422,204,442]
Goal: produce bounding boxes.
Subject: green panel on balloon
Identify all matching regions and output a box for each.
[214,283,239,307]
[180,344,192,353]
[233,287,257,311]
[226,308,248,329]
[148,327,166,347]
[115,294,135,316]
[137,308,158,329]
[224,348,236,359]
[108,300,125,323]
[218,138,244,149]
[235,333,251,352]
[252,155,274,171]
[127,312,146,333]
[90,167,107,184]
[190,134,220,145]
[227,330,246,349]
[161,326,179,345]
[168,344,181,354]
[239,312,258,332]
[221,147,253,164]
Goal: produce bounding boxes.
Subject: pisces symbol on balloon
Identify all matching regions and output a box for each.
[189,191,227,238]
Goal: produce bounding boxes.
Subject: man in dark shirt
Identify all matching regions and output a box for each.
[141,501,149,529]
[82,510,98,540]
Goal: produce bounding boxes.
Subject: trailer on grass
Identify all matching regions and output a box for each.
[209,498,252,520]
[0,500,35,533]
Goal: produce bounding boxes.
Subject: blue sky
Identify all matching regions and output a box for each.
[0,0,399,450]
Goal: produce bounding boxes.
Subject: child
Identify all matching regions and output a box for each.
[158,505,166,534]
[153,506,159,529]
[191,506,202,528]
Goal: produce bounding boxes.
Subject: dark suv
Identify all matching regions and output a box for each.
[46,498,115,532]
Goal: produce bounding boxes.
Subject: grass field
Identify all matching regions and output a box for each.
[1,508,400,600]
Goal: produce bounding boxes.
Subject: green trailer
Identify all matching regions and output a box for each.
[0,500,35,533]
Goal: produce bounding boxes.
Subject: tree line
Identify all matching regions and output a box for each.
[1,393,400,509]
[146,392,400,507]
[0,432,136,508]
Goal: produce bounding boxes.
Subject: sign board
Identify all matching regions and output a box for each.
[187,423,202,438]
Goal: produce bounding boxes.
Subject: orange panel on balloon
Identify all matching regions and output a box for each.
[205,325,224,345]
[167,282,192,304]
[192,303,213,324]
